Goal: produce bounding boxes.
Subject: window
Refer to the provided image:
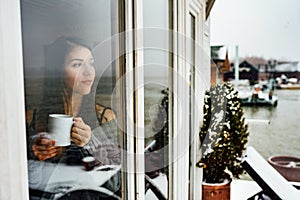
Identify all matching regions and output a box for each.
[1,0,210,199]
[21,1,124,199]
[143,0,170,198]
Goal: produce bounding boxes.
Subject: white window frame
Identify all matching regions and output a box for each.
[188,1,206,199]
[171,0,209,199]
[0,1,210,199]
[0,0,29,199]
[170,0,191,199]
[123,0,145,199]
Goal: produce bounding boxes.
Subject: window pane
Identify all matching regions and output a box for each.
[143,0,170,199]
[21,0,123,199]
[188,13,196,198]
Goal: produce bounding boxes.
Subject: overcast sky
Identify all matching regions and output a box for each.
[210,0,300,64]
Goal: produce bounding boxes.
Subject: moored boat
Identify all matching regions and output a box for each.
[239,80,278,107]
[277,83,300,90]
[276,75,300,89]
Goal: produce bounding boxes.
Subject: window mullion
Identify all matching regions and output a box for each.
[171,0,191,199]
[124,0,136,199]
[124,0,145,199]
[133,0,145,199]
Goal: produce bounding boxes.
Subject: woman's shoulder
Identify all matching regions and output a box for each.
[95,104,116,124]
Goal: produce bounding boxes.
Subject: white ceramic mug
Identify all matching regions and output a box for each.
[48,114,73,146]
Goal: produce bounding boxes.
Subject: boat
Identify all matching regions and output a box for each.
[277,83,300,90]
[238,79,278,107]
[276,74,300,89]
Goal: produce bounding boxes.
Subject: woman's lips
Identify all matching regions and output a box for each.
[81,80,93,85]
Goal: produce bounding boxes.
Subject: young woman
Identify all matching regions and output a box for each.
[28,36,120,165]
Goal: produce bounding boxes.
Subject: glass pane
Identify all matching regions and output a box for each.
[143,0,170,199]
[21,0,123,199]
[188,13,196,198]
[188,13,196,142]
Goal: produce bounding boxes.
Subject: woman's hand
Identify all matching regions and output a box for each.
[71,117,91,147]
[32,133,62,161]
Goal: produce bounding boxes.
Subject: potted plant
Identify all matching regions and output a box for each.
[198,83,249,200]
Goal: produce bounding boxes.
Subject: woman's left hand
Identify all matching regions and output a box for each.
[71,117,91,147]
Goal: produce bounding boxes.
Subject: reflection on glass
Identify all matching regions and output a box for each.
[22,1,122,199]
[143,0,169,199]
[188,13,196,198]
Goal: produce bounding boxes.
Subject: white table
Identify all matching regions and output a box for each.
[231,179,262,200]
[28,160,120,198]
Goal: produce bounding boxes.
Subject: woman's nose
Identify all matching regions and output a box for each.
[82,63,93,76]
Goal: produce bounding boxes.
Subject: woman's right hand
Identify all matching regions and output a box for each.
[32,134,61,161]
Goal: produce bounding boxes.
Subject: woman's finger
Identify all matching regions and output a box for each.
[36,151,58,161]
[73,117,84,125]
[71,118,91,145]
[34,137,55,146]
[72,126,90,138]
[34,147,58,158]
[73,117,91,129]
[32,138,60,160]
[34,145,58,153]
[71,132,88,147]
[73,122,91,133]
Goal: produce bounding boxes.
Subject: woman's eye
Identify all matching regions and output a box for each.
[72,62,82,68]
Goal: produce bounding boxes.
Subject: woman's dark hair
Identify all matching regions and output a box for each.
[44,36,93,79]
[37,36,98,131]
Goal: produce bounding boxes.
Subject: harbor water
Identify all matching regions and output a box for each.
[243,89,300,159]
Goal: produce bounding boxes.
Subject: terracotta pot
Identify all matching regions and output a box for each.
[202,180,231,200]
[268,155,300,182]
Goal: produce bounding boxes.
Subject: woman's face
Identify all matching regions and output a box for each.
[63,45,95,95]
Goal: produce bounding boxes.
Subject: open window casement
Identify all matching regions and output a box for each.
[0,0,211,199]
